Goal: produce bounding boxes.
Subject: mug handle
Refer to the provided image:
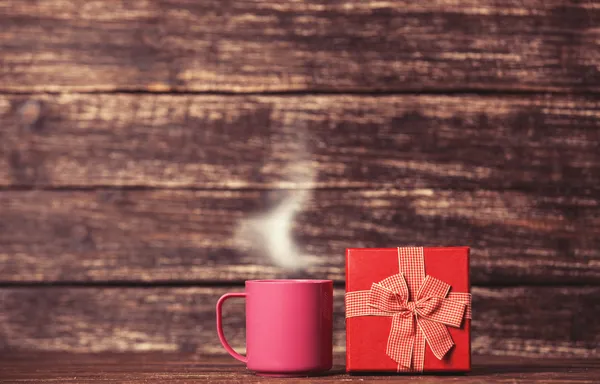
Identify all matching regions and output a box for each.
[216,292,247,363]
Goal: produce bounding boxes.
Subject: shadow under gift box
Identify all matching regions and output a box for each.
[345,247,471,373]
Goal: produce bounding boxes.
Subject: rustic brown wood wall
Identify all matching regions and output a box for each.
[0,0,599,358]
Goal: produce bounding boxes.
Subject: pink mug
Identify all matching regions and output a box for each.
[216,279,333,376]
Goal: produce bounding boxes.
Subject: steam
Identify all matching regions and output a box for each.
[234,127,314,270]
[236,189,311,269]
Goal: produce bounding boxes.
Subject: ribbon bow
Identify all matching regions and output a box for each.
[345,247,472,371]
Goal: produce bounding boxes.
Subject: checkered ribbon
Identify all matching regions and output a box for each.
[345,247,472,372]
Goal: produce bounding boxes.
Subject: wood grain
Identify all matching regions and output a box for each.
[0,287,598,358]
[0,189,598,284]
[1,355,599,383]
[1,94,600,192]
[1,1,600,92]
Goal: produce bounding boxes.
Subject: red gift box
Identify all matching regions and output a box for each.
[345,247,471,373]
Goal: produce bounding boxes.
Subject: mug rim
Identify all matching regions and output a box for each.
[246,279,332,284]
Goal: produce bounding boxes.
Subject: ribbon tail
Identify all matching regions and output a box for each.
[412,322,427,372]
[417,317,454,360]
[387,313,415,369]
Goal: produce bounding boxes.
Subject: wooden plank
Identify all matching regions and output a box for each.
[2,94,600,192]
[1,1,600,93]
[1,355,599,383]
[0,287,598,358]
[1,189,598,284]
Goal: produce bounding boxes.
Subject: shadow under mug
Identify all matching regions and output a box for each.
[216,279,333,376]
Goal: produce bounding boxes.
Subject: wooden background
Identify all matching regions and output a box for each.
[0,0,599,359]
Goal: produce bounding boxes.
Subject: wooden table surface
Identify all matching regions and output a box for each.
[1,354,598,383]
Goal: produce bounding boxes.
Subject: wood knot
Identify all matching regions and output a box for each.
[71,224,96,251]
[71,225,90,241]
[18,100,43,129]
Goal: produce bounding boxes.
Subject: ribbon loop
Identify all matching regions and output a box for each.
[417,297,466,328]
[417,275,451,301]
[368,284,402,312]
[379,273,410,302]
